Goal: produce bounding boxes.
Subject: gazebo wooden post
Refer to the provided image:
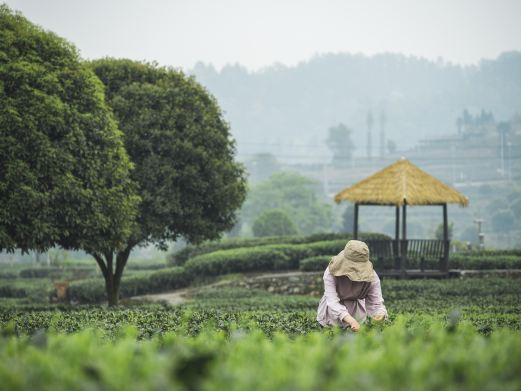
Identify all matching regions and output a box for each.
[401,203,407,278]
[353,203,359,239]
[442,203,449,273]
[394,206,400,268]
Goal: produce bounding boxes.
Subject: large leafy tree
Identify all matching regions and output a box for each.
[0,7,138,255]
[90,59,247,305]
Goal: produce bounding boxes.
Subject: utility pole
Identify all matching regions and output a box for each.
[379,110,386,160]
[498,122,509,178]
[474,219,485,250]
[366,111,373,161]
[507,141,512,181]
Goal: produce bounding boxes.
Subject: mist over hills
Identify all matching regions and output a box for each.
[191,51,521,163]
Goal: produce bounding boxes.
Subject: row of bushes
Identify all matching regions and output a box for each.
[126,263,167,271]
[183,240,348,276]
[457,249,521,257]
[19,267,97,279]
[169,232,389,265]
[448,254,521,269]
[68,267,191,303]
[0,267,98,280]
[68,241,521,303]
[299,254,521,272]
[68,240,349,303]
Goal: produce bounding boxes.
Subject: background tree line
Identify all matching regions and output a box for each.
[192,52,521,162]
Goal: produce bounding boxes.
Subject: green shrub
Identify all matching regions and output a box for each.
[68,268,192,303]
[252,209,299,237]
[299,256,330,271]
[449,255,521,269]
[127,263,167,271]
[178,239,359,278]
[459,249,521,257]
[1,317,521,390]
[183,240,352,277]
[263,244,313,269]
[19,267,63,279]
[0,271,17,279]
[0,285,27,298]
[184,247,290,276]
[304,239,345,256]
[68,279,106,303]
[19,267,96,279]
[169,232,390,265]
[118,274,155,297]
[148,267,192,290]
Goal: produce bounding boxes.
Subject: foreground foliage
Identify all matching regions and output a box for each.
[0,318,520,391]
[2,276,521,337]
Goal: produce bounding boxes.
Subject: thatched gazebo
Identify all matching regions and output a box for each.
[335,158,468,277]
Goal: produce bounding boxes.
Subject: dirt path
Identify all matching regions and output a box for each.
[130,271,317,305]
[131,288,191,305]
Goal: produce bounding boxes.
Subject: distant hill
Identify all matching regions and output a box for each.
[190,52,521,164]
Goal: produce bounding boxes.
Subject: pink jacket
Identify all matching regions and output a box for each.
[317,266,388,327]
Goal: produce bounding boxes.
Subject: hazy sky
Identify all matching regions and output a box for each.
[5,0,521,71]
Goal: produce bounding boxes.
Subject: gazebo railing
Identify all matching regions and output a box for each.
[366,239,449,272]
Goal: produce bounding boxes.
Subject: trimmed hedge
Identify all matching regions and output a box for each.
[183,240,354,277]
[0,271,17,280]
[303,240,346,256]
[148,267,192,290]
[68,278,106,303]
[0,285,27,298]
[127,263,167,271]
[19,267,96,279]
[448,255,521,270]
[68,267,192,303]
[262,245,313,269]
[300,254,521,272]
[299,256,330,271]
[461,249,521,257]
[184,248,290,276]
[169,232,389,265]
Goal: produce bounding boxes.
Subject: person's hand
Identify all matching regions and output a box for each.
[371,314,385,322]
[342,315,360,332]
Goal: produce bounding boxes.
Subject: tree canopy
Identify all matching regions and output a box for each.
[0,5,138,254]
[89,59,247,304]
[241,171,332,235]
[252,209,299,237]
[326,123,356,167]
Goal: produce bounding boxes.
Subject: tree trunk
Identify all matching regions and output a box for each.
[93,244,134,307]
[106,275,120,306]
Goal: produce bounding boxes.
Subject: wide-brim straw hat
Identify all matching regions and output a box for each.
[329,240,375,282]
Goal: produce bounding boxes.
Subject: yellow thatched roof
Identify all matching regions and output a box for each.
[334,158,469,206]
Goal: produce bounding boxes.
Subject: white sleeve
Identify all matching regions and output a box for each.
[365,272,388,318]
[323,266,350,322]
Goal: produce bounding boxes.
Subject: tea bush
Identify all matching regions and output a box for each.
[184,247,290,276]
[183,240,353,276]
[4,276,521,336]
[449,254,521,269]
[169,232,389,265]
[299,255,330,271]
[0,317,520,390]
[68,268,192,303]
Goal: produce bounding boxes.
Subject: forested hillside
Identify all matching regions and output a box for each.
[191,52,521,162]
